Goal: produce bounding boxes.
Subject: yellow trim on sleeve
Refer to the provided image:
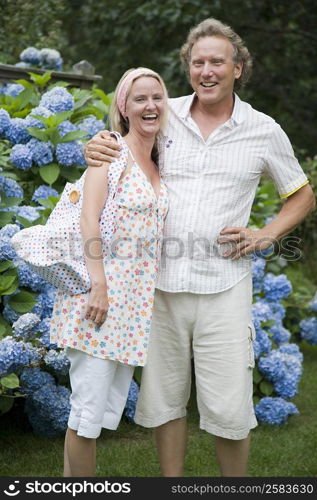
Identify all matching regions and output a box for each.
[280,180,309,199]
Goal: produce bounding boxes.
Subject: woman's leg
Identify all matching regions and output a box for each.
[64,427,96,477]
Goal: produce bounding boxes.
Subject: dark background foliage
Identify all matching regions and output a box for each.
[1,0,316,156]
[0,0,316,276]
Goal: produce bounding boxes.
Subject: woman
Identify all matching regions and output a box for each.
[50,67,169,476]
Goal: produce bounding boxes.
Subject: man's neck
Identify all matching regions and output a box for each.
[190,94,235,140]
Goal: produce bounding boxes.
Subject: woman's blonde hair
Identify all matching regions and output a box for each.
[109,67,169,136]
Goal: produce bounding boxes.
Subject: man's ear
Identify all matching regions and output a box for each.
[234,62,243,80]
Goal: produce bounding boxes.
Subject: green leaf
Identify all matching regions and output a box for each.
[47,128,62,146]
[14,79,34,88]
[60,166,82,182]
[8,290,37,313]
[1,373,20,389]
[253,366,263,384]
[59,130,88,143]
[259,380,274,396]
[0,261,14,273]
[0,193,22,208]
[26,127,50,142]
[0,274,18,294]
[93,88,111,105]
[17,87,35,110]
[37,196,59,209]
[28,71,52,87]
[46,110,73,128]
[0,211,14,226]
[39,163,60,185]
[15,215,40,228]
[0,396,14,415]
[133,367,142,386]
[0,324,6,338]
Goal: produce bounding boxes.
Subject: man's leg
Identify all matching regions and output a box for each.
[215,434,250,477]
[134,290,195,476]
[193,274,257,477]
[154,417,187,477]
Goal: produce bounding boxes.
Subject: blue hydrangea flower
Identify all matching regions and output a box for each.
[32,185,59,202]
[258,345,303,398]
[44,349,70,375]
[270,322,291,346]
[57,120,78,137]
[252,299,273,325]
[77,116,105,139]
[39,87,74,113]
[31,287,56,319]
[0,336,42,377]
[299,317,317,345]
[10,144,33,170]
[15,259,48,292]
[253,328,272,358]
[25,383,71,437]
[252,256,266,293]
[124,379,139,422]
[279,343,303,361]
[20,47,41,65]
[0,108,11,134]
[274,373,299,399]
[0,176,24,198]
[27,138,53,166]
[0,236,18,261]
[15,205,41,224]
[24,114,45,129]
[36,318,57,348]
[2,303,20,325]
[255,397,299,425]
[1,83,24,97]
[20,366,55,395]
[12,313,41,339]
[0,224,20,239]
[39,48,63,70]
[263,273,292,302]
[56,141,85,166]
[29,105,53,122]
[5,118,31,144]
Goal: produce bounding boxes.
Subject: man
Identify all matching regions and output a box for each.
[84,18,315,477]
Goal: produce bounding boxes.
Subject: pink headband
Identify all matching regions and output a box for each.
[116,68,158,116]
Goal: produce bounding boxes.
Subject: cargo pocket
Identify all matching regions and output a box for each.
[247,323,256,369]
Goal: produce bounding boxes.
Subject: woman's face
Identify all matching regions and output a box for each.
[125,76,166,137]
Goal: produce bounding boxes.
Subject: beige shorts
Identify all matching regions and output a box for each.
[134,274,258,440]
[66,348,134,439]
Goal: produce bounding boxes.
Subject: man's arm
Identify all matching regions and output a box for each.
[218,184,316,259]
[85,130,121,167]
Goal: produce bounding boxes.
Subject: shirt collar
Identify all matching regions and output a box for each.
[179,92,246,127]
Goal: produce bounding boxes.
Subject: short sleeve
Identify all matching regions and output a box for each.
[263,123,308,198]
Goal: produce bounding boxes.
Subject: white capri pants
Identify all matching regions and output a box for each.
[135,273,258,440]
[66,348,134,439]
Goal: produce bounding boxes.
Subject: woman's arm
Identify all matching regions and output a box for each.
[80,165,109,325]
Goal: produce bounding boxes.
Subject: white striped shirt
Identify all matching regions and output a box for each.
[156,93,308,294]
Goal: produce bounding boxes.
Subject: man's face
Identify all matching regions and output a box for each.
[189,36,242,107]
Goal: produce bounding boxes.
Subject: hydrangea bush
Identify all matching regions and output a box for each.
[0,69,138,436]
[0,65,312,436]
[251,255,304,425]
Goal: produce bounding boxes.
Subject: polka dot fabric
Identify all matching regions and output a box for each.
[50,143,169,366]
[12,132,128,294]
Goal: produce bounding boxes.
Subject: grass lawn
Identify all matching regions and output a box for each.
[0,342,316,477]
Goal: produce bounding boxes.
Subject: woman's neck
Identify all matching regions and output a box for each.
[124,130,155,160]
